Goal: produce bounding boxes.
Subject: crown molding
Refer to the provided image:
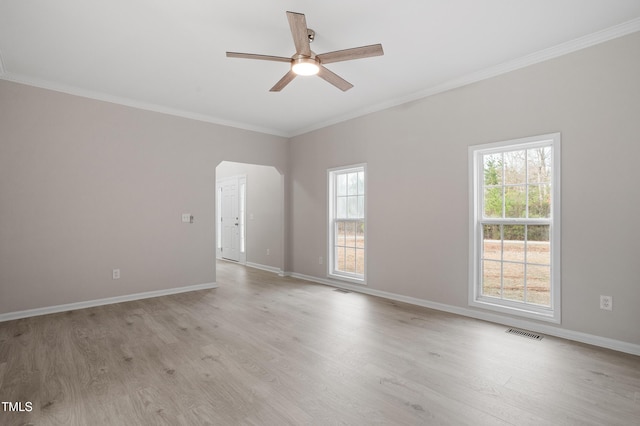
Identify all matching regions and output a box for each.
[2,18,639,139]
[290,17,640,137]
[0,72,289,138]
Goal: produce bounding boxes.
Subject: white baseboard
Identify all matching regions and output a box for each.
[287,272,640,356]
[245,262,284,276]
[0,282,217,322]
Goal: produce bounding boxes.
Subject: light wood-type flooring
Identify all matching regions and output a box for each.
[1,260,639,425]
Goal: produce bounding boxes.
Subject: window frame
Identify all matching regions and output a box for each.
[469,133,561,323]
[328,164,367,284]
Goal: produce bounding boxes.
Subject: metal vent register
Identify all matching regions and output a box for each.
[506,328,543,340]
[333,288,352,294]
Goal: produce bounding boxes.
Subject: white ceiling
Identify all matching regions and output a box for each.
[1,1,640,137]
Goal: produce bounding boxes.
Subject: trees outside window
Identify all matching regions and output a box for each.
[469,134,560,322]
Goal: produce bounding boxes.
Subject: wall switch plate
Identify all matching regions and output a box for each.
[112,269,120,280]
[182,213,193,223]
[600,295,612,311]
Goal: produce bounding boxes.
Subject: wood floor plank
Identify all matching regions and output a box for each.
[1,260,639,425]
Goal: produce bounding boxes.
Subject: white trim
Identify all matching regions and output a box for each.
[290,18,640,137]
[0,72,289,137]
[286,271,640,356]
[3,19,638,139]
[468,133,561,323]
[0,282,217,323]
[245,261,283,275]
[327,164,367,284]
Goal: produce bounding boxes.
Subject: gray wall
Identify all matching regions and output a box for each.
[288,32,640,345]
[0,80,288,314]
[216,161,283,271]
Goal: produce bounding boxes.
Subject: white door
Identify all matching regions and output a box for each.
[221,178,240,261]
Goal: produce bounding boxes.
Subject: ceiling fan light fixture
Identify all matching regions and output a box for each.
[291,57,319,76]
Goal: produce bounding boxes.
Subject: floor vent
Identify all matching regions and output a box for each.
[506,328,543,340]
[333,288,352,294]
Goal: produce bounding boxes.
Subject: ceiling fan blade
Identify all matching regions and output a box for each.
[317,66,353,92]
[316,44,384,64]
[286,11,311,56]
[226,52,292,63]
[270,70,297,92]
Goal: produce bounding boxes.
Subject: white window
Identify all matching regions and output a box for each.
[469,133,561,322]
[328,164,366,283]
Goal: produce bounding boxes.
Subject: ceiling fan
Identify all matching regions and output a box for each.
[226,11,384,92]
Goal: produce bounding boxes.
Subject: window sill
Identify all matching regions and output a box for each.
[328,273,366,286]
[470,297,560,324]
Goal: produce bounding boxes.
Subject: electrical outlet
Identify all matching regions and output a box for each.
[319,256,323,265]
[600,295,612,311]
[266,249,270,256]
[112,268,120,280]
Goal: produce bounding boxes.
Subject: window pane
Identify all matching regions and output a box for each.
[526,265,551,306]
[336,221,346,246]
[503,225,525,263]
[337,174,347,196]
[343,247,357,273]
[482,260,502,298]
[358,171,365,194]
[504,150,526,184]
[527,147,552,184]
[348,172,358,195]
[348,222,357,247]
[484,187,503,218]
[348,196,358,218]
[356,221,365,248]
[351,222,358,248]
[357,195,364,218]
[482,224,501,261]
[337,246,346,271]
[337,196,346,219]
[527,224,549,241]
[528,184,551,218]
[483,153,503,186]
[356,249,365,274]
[503,263,525,302]
[505,186,526,218]
[527,225,550,265]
